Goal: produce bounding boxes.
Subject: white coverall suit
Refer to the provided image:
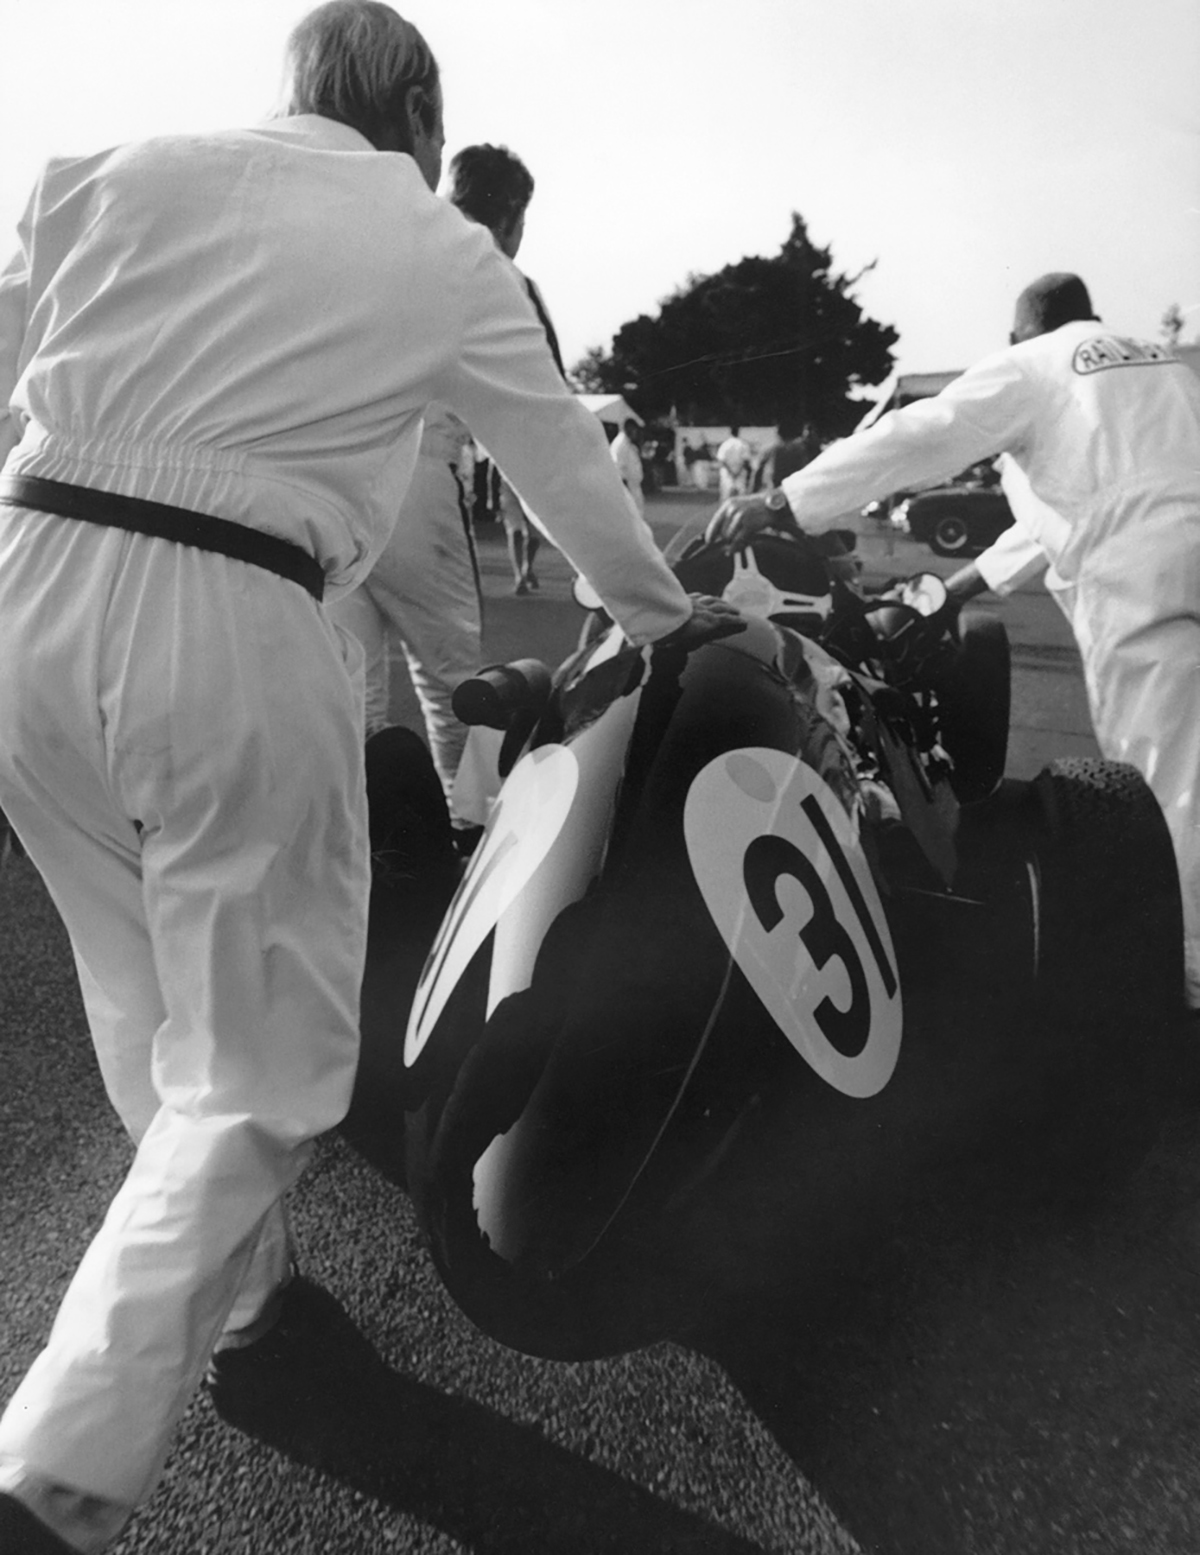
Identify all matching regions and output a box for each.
[328,402,482,783]
[0,114,691,1547]
[774,320,1200,1006]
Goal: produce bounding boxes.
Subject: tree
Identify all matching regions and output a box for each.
[572,215,898,438]
[567,346,612,394]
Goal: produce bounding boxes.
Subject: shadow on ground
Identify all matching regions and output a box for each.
[699,1105,1200,1555]
[207,1277,767,1555]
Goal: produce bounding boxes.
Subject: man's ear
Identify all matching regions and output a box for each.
[406,84,436,136]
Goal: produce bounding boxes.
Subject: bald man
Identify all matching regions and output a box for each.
[711,273,1200,1012]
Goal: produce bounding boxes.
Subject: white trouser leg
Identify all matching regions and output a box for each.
[366,455,482,798]
[326,585,391,738]
[0,511,368,1510]
[44,837,294,1344]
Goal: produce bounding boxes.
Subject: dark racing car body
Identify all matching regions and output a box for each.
[354,521,1187,1362]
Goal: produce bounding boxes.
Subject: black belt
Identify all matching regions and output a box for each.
[0,474,325,602]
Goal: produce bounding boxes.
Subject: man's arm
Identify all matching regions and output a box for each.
[943,560,991,607]
[708,346,1039,547]
[971,518,1050,597]
[0,212,33,468]
[943,498,1053,609]
[934,455,1061,611]
[436,242,695,646]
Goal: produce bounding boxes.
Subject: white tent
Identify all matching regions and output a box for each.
[576,394,643,429]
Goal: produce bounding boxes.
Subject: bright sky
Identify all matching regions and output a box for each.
[2,0,1197,386]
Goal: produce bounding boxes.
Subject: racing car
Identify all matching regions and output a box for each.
[355,514,1188,1362]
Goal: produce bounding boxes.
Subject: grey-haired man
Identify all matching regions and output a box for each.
[0,4,736,1547]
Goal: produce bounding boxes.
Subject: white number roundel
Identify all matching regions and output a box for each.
[684,748,902,1098]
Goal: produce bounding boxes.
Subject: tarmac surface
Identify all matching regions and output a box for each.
[4,491,1200,1554]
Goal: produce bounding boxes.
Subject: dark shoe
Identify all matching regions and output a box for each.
[204,1277,389,1458]
[210,1260,298,1360]
[204,1271,316,1390]
[204,1276,363,1415]
[0,1493,77,1555]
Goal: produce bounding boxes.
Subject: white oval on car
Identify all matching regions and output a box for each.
[684,748,902,1098]
[405,744,579,1067]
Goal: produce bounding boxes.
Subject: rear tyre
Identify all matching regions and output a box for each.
[1029,757,1187,1196]
[929,513,970,556]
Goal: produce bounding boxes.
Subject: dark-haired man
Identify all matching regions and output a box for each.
[0,3,735,1547]
[330,141,556,793]
[711,272,1200,1011]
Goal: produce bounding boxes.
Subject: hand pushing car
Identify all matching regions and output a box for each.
[706,485,809,549]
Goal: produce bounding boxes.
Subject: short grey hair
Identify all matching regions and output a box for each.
[278,1,439,152]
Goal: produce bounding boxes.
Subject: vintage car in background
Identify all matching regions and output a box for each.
[893,482,1015,558]
[881,462,1014,558]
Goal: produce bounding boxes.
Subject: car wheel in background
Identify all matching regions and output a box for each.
[929,513,970,556]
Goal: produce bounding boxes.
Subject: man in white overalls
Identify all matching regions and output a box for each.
[711,273,1200,1009]
[0,4,737,1549]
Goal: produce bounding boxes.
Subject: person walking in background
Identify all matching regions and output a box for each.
[610,417,645,517]
[0,4,735,1548]
[499,470,542,593]
[752,415,821,490]
[710,272,1200,1011]
[716,423,753,499]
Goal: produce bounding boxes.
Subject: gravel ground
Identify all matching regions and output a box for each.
[8,846,1200,1555]
[0,849,862,1555]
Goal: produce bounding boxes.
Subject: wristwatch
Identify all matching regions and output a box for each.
[764,488,794,524]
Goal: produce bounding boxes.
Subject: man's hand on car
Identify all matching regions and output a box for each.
[705,493,792,550]
[656,594,747,651]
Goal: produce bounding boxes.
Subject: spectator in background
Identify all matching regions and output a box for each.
[716,424,753,499]
[753,415,822,491]
[473,448,500,524]
[499,470,542,594]
[611,417,645,517]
